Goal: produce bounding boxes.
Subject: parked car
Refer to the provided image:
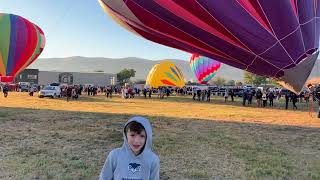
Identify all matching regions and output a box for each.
[19,82,30,92]
[217,88,226,96]
[38,86,61,98]
[234,90,244,97]
[280,88,290,96]
[50,82,60,86]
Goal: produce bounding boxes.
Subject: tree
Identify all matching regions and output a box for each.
[117,68,136,85]
[244,72,267,86]
[268,78,281,87]
[210,77,226,86]
[226,80,235,86]
[186,81,198,85]
[244,72,254,85]
[235,81,243,87]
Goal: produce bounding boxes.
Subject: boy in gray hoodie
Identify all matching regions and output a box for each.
[99,116,160,180]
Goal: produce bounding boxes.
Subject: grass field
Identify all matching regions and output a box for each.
[0,92,320,179]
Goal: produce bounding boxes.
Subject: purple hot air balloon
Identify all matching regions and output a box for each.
[99,0,320,93]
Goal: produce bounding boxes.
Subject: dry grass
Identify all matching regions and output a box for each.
[1,92,320,128]
[0,93,320,179]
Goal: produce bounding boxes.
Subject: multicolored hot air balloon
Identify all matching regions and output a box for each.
[99,0,320,93]
[190,54,221,84]
[0,13,45,82]
[146,60,185,88]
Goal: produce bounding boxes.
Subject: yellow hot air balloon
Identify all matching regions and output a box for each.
[146,60,185,88]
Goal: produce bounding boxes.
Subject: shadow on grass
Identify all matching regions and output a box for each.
[15,92,319,113]
[68,94,320,113]
[52,95,114,103]
[0,107,320,179]
[153,95,319,112]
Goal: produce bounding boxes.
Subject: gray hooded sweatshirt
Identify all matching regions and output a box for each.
[99,116,160,180]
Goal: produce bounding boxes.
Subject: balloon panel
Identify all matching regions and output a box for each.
[99,0,320,93]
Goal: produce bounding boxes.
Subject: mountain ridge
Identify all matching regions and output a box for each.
[29,56,319,82]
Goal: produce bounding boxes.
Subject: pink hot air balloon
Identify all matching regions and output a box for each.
[190,54,221,84]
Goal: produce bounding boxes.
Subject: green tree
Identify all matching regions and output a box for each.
[244,72,254,85]
[268,78,281,87]
[210,77,226,86]
[244,72,267,86]
[186,81,199,85]
[235,81,243,87]
[226,80,235,86]
[117,68,136,85]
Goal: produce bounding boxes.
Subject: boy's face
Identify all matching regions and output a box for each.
[127,129,146,155]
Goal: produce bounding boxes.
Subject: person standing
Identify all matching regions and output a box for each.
[148,88,152,98]
[247,90,253,105]
[143,88,147,98]
[285,91,290,109]
[207,89,211,102]
[292,93,298,110]
[3,84,8,98]
[256,89,262,107]
[242,89,248,106]
[229,89,234,102]
[99,117,160,180]
[268,91,274,107]
[224,89,229,102]
[192,87,196,100]
[262,91,267,107]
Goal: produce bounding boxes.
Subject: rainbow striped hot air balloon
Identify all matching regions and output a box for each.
[190,54,221,84]
[146,60,185,88]
[0,13,45,82]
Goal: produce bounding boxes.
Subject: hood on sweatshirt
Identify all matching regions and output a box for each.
[122,116,153,157]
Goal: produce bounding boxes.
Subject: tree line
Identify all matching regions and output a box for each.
[115,68,278,87]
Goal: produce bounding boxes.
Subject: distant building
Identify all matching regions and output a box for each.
[15,69,39,84]
[39,71,116,86]
[15,69,116,86]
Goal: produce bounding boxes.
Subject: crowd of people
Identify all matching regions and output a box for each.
[240,88,302,109]
[1,82,319,113]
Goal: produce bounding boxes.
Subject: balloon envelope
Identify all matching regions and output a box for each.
[0,13,45,82]
[99,0,320,93]
[190,54,221,84]
[146,60,185,88]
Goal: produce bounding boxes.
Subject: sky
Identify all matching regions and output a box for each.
[0,0,190,60]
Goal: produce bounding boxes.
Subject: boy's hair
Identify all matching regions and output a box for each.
[125,121,145,135]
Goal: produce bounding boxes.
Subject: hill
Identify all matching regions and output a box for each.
[29,56,245,82]
[29,56,320,82]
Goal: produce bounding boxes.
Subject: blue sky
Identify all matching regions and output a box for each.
[0,0,190,60]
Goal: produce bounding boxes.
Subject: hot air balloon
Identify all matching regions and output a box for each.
[0,13,45,82]
[99,0,320,94]
[146,60,185,88]
[190,54,221,84]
